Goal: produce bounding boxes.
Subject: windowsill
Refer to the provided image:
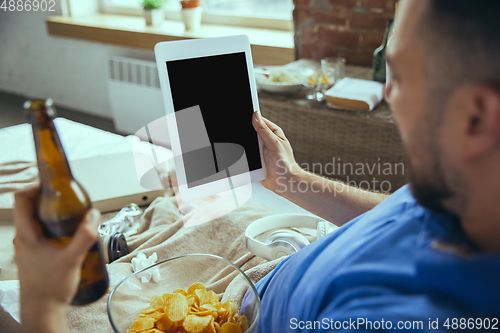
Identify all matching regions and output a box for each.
[46,14,295,65]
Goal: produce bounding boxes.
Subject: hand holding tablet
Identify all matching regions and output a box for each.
[154,35,266,202]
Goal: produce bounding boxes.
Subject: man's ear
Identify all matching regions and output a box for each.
[462,85,500,159]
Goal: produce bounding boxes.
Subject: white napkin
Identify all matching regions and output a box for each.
[0,280,20,323]
[325,77,384,111]
[131,252,161,283]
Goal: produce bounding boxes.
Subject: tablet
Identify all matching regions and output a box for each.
[154,35,266,202]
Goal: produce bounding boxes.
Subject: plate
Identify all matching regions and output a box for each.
[254,66,305,94]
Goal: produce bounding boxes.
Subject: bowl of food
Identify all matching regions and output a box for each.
[254,66,305,93]
[108,254,260,333]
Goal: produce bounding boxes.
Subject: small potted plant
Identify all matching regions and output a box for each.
[180,0,202,30]
[142,0,165,26]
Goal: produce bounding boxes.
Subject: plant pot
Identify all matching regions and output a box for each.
[180,1,202,30]
[181,7,202,30]
[180,0,200,9]
[143,8,164,26]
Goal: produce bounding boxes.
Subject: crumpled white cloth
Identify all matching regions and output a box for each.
[131,252,160,283]
[0,280,20,323]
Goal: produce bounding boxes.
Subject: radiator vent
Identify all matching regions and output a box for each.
[108,57,161,89]
[106,56,167,145]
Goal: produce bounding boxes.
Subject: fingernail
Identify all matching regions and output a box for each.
[86,209,101,226]
[254,111,263,125]
[253,110,260,120]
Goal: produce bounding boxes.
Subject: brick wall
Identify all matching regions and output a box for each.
[294,0,398,66]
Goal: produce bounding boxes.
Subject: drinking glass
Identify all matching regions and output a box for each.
[302,70,325,102]
[321,57,346,87]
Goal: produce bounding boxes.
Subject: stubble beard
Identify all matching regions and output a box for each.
[407,109,467,217]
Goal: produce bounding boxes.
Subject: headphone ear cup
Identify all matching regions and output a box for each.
[266,230,311,252]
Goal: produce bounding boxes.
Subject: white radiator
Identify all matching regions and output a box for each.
[106,56,170,147]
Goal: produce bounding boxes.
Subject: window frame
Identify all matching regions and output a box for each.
[99,0,294,31]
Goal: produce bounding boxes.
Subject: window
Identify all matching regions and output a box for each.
[101,0,294,30]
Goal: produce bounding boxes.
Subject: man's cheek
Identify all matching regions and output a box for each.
[394,100,423,144]
[392,107,411,145]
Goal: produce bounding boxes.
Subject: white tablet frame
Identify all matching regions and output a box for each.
[154,35,266,202]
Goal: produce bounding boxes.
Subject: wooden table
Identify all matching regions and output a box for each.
[257,64,409,193]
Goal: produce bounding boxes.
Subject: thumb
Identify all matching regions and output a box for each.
[66,209,101,262]
[252,111,280,151]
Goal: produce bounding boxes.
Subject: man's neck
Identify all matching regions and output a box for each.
[460,189,500,252]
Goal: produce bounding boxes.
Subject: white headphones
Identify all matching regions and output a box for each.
[245,214,338,261]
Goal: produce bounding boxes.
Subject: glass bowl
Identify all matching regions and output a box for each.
[107,254,261,333]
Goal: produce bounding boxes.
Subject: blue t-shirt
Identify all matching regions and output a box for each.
[253,185,500,332]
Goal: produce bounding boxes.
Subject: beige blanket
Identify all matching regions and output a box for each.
[0,161,39,222]
[0,154,324,333]
[67,192,288,332]
[0,161,298,333]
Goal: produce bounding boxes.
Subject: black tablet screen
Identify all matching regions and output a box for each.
[166,52,262,189]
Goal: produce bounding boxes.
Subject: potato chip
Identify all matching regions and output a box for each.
[182,314,212,333]
[219,322,242,333]
[187,282,206,296]
[194,289,206,303]
[217,306,228,324]
[141,306,156,315]
[155,314,173,331]
[191,293,201,308]
[201,304,217,312]
[186,296,196,308]
[142,311,163,321]
[150,295,164,310]
[191,309,212,316]
[173,289,187,297]
[164,293,189,322]
[204,317,216,333]
[238,316,248,332]
[128,282,247,333]
[201,290,219,305]
[129,316,155,333]
[227,302,237,322]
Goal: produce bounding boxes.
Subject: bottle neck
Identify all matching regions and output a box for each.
[381,20,394,47]
[29,112,73,191]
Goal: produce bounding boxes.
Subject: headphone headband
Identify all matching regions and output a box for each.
[245,214,329,261]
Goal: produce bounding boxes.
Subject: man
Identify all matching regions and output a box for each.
[14,0,500,331]
[249,0,500,331]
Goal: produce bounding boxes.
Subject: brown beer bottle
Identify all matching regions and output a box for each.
[24,98,109,305]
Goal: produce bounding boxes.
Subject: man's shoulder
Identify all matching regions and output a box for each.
[376,184,417,210]
[346,184,428,231]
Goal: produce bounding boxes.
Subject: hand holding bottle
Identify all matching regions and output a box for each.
[14,185,101,333]
[24,99,109,305]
